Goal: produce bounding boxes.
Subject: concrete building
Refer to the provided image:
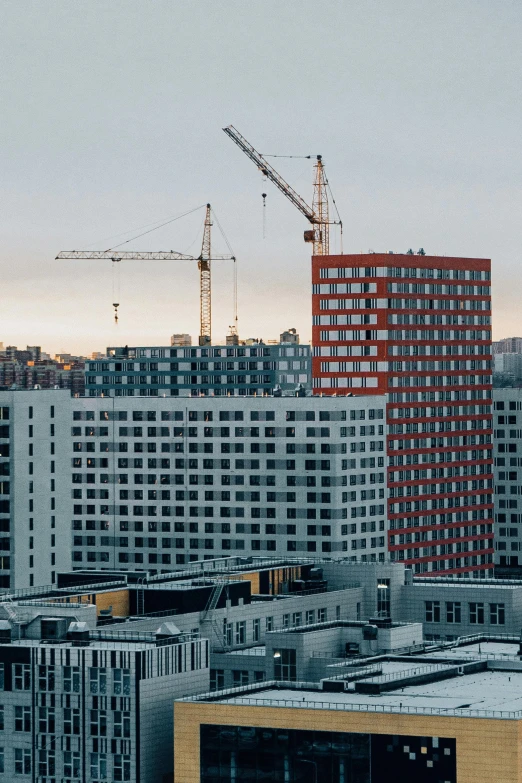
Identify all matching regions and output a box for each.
[0,612,207,783]
[84,340,311,397]
[494,352,522,380]
[312,253,494,578]
[493,387,522,576]
[175,637,522,782]
[0,390,71,590]
[171,333,192,347]
[67,394,387,570]
[493,336,522,354]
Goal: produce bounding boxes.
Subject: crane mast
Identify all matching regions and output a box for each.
[223,125,338,256]
[198,204,212,345]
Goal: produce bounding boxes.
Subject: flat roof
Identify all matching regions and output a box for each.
[426,641,521,660]
[197,670,522,719]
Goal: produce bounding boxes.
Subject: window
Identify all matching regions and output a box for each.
[114,710,131,738]
[38,747,56,777]
[265,616,273,632]
[273,648,296,681]
[252,618,261,643]
[13,664,30,690]
[425,600,441,623]
[235,621,246,645]
[0,747,3,774]
[318,607,327,622]
[210,669,225,691]
[114,754,131,781]
[14,706,31,732]
[232,670,249,686]
[90,752,107,781]
[15,748,31,775]
[113,668,131,695]
[306,609,315,625]
[469,602,485,624]
[490,603,505,625]
[38,664,55,691]
[64,750,81,778]
[64,707,80,735]
[90,708,107,737]
[223,621,233,647]
[64,665,80,693]
[376,578,391,617]
[89,667,107,694]
[38,706,55,733]
[446,602,461,623]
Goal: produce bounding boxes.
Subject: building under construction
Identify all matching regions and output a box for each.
[84,332,310,397]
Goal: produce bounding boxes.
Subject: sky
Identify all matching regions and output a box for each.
[2,0,522,355]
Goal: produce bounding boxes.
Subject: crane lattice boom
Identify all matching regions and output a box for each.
[57,203,235,343]
[223,125,340,256]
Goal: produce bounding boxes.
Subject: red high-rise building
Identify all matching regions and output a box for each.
[312,253,494,577]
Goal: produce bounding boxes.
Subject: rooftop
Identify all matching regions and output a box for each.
[180,638,522,720]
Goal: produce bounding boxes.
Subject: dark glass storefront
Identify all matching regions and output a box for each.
[200,724,456,782]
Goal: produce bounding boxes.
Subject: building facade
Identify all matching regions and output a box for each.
[68,395,387,570]
[0,390,71,590]
[312,253,494,578]
[84,341,311,398]
[493,387,522,574]
[0,620,208,783]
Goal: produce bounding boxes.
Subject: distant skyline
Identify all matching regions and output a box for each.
[2,0,521,353]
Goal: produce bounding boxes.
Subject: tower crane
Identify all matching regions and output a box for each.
[223,125,342,256]
[56,204,236,345]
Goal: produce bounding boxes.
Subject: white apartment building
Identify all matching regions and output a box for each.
[0,390,71,590]
[0,391,388,588]
[69,395,387,572]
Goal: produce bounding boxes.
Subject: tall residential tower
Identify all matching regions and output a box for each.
[312,253,493,577]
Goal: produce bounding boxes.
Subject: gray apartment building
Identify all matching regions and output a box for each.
[0,617,207,783]
[84,341,311,397]
[68,394,388,571]
[0,390,388,589]
[493,387,522,575]
[0,390,71,590]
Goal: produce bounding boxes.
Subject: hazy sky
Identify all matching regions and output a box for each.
[2,1,522,355]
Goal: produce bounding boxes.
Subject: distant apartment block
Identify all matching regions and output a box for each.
[0,345,85,395]
[171,333,192,347]
[494,352,522,380]
[85,339,311,397]
[493,336,522,354]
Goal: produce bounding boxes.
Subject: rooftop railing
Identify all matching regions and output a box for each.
[178,679,522,720]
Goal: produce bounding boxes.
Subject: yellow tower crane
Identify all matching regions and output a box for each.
[56,204,236,345]
[223,125,342,256]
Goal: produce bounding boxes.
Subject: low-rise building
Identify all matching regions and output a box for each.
[0,611,207,783]
[175,637,522,782]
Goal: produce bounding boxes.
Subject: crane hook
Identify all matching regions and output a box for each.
[262,193,267,239]
[113,303,119,325]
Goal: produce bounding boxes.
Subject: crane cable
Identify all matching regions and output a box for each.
[211,208,238,332]
[103,203,207,253]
